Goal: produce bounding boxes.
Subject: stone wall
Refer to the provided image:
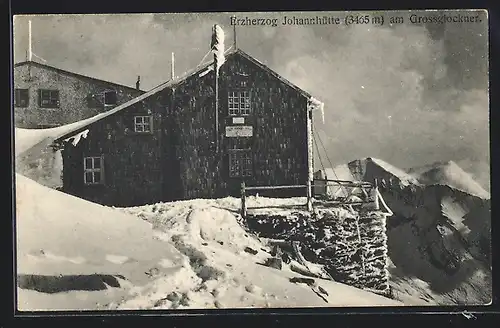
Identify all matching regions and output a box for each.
[245,207,390,296]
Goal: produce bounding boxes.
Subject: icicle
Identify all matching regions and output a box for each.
[376,188,393,217]
[308,97,325,124]
[211,24,225,72]
[64,129,89,146]
[198,66,213,77]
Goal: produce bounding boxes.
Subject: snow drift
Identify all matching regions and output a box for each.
[15,173,186,311]
[15,121,94,156]
[118,200,401,309]
[14,125,89,190]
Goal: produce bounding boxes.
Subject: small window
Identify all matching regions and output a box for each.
[229,150,252,177]
[228,90,251,116]
[14,89,29,107]
[84,156,104,185]
[134,115,153,133]
[104,90,117,106]
[38,89,60,108]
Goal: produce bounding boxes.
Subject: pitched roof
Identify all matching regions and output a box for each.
[14,61,146,93]
[52,48,313,145]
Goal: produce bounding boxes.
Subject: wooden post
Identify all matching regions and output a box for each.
[214,57,219,152]
[306,179,313,212]
[374,186,380,211]
[233,17,237,49]
[306,107,313,213]
[324,176,328,199]
[241,181,247,218]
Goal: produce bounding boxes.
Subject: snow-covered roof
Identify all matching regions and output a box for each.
[53,48,317,146]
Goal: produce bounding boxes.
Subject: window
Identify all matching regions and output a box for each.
[87,90,117,108]
[228,90,251,116]
[38,89,60,108]
[84,156,104,185]
[229,150,252,177]
[134,115,153,133]
[14,89,29,107]
[104,90,117,106]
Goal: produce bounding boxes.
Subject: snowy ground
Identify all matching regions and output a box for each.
[15,174,401,310]
[15,123,493,308]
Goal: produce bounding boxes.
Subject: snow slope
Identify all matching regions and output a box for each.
[15,173,186,311]
[408,161,490,199]
[15,174,401,310]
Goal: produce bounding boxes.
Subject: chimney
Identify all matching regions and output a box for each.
[136,76,140,90]
[171,52,175,80]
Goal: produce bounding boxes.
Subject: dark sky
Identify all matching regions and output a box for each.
[12,11,490,190]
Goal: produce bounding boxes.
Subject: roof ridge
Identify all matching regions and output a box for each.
[52,48,314,145]
[14,61,145,93]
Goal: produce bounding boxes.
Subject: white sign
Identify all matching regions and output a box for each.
[225,125,253,137]
[232,117,245,124]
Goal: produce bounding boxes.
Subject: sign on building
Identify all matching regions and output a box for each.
[225,125,253,137]
[232,117,245,124]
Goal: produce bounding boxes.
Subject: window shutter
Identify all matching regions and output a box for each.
[37,89,42,106]
[149,115,154,133]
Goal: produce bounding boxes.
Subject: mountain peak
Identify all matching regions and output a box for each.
[409,160,490,199]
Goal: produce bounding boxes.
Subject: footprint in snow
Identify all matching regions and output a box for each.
[145,267,160,277]
[245,284,262,294]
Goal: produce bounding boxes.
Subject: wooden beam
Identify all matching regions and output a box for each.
[241,181,247,218]
[244,184,307,191]
[313,178,372,186]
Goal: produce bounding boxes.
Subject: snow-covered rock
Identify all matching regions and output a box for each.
[244,208,390,296]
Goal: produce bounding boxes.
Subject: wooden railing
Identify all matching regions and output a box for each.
[240,179,390,218]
